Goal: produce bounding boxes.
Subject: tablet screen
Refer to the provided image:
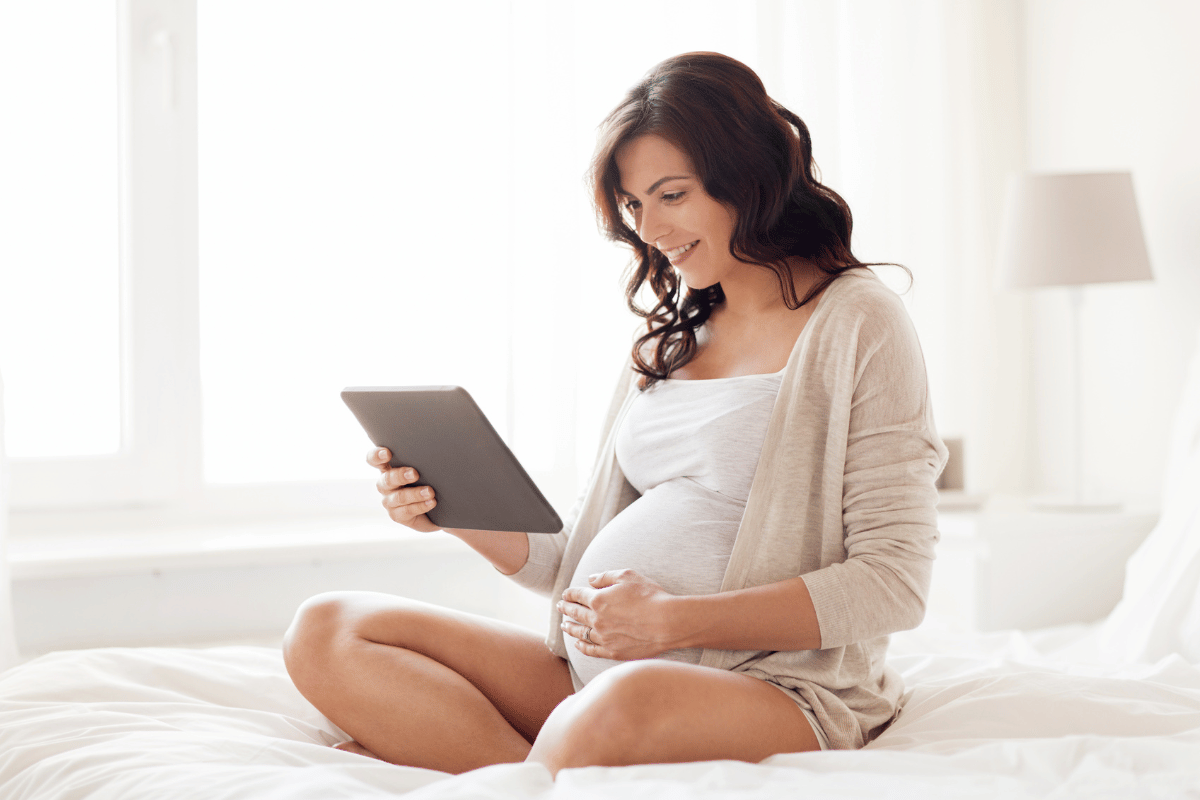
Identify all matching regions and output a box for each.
[341,386,562,533]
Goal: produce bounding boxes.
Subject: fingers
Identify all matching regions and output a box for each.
[365,448,440,532]
[381,483,437,515]
[366,447,392,470]
[382,490,438,532]
[375,464,423,493]
[559,588,593,610]
[559,615,615,659]
[557,598,595,625]
[559,617,596,644]
[373,461,436,521]
[588,569,637,587]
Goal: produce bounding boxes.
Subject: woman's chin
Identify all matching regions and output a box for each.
[676,273,717,293]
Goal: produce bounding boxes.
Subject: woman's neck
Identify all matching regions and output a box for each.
[714,257,822,322]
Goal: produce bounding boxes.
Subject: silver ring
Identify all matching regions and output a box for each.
[582,626,593,644]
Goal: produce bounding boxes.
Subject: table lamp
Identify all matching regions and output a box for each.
[997,171,1153,511]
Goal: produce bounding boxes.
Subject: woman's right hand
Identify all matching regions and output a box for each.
[369,446,532,573]
[369,447,441,533]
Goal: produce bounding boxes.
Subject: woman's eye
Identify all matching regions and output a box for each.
[662,192,685,202]
[623,199,641,212]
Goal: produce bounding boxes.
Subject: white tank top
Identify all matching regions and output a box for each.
[567,369,784,686]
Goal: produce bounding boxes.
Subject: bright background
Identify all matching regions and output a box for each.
[0,1,121,458]
[1,0,1198,656]
[2,0,1197,516]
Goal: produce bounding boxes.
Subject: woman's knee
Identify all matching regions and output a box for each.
[586,660,679,733]
[536,661,675,771]
[282,591,364,685]
[283,591,430,675]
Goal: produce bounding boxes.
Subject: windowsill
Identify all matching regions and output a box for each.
[9,492,1159,583]
[6,513,466,581]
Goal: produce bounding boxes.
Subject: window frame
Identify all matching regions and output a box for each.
[10,0,200,515]
[8,0,551,526]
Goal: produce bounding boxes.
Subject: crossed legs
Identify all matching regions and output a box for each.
[283,591,820,778]
[282,591,572,773]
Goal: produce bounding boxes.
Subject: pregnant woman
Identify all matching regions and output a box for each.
[283,51,947,777]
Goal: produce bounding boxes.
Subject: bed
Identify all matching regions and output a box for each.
[2,625,1200,799]
[2,329,1200,797]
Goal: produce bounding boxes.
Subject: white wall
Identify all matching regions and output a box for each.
[11,2,1199,656]
[0,376,19,668]
[1022,0,1200,505]
[10,529,548,657]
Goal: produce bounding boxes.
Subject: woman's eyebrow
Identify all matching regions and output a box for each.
[644,175,690,195]
[618,175,692,198]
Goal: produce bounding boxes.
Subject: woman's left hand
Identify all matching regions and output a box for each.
[558,570,679,661]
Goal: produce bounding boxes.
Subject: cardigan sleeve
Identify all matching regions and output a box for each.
[800,289,948,649]
[504,506,574,596]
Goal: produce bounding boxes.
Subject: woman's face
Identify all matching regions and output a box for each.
[614,134,739,291]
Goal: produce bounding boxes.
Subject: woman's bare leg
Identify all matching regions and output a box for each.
[527,659,821,778]
[283,591,574,774]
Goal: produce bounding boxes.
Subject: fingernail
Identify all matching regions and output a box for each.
[425,499,435,507]
[405,470,416,481]
[377,448,388,460]
[420,487,431,498]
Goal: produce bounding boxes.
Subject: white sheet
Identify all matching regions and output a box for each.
[1099,324,1200,663]
[3,630,1200,799]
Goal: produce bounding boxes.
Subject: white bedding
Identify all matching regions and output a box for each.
[3,627,1200,799]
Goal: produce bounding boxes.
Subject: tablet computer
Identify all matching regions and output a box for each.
[341,386,563,533]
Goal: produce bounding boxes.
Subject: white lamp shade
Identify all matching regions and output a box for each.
[997,172,1153,289]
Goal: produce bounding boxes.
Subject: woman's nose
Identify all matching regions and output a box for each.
[636,206,666,245]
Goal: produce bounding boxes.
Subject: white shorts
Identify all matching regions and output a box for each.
[765,681,831,751]
[798,705,831,750]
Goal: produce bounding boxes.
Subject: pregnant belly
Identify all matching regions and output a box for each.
[566,479,744,687]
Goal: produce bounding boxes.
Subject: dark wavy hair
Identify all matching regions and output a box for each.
[589,52,903,389]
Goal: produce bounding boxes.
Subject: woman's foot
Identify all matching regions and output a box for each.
[334,740,387,762]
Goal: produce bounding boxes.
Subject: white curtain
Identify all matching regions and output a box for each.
[1099,323,1200,662]
[766,0,1028,493]
[189,0,1029,512]
[0,373,19,670]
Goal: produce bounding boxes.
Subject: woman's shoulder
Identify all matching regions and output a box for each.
[816,267,914,335]
[822,267,905,309]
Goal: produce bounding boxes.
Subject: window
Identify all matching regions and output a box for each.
[5,2,974,529]
[3,0,766,524]
[0,2,121,461]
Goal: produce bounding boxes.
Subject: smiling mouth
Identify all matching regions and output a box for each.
[662,240,699,264]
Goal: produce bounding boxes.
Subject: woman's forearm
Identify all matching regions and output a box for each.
[445,528,530,576]
[664,575,823,652]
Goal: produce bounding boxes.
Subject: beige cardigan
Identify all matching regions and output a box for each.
[507,267,947,750]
